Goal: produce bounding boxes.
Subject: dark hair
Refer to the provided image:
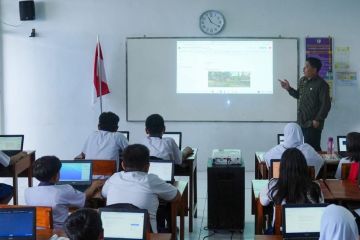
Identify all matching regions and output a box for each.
[33,156,62,182]
[269,148,322,204]
[346,132,360,162]
[122,144,149,170]
[306,57,322,73]
[64,208,103,240]
[145,114,165,135]
[98,112,119,132]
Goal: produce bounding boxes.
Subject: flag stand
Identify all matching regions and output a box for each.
[97,35,103,113]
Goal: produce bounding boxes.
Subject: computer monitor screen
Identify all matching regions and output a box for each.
[119,131,130,141]
[59,161,92,184]
[0,135,24,151]
[0,207,35,239]
[163,132,182,149]
[277,134,284,145]
[338,136,347,152]
[148,160,173,182]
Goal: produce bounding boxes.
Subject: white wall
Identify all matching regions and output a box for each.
[1,0,360,171]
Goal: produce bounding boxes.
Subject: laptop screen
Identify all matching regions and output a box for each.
[337,136,347,153]
[119,131,130,141]
[277,134,284,144]
[58,161,92,185]
[148,160,173,182]
[283,204,327,238]
[0,135,24,151]
[100,209,146,240]
[0,207,35,240]
[163,132,182,149]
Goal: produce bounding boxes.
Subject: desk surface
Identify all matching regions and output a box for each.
[324,179,360,201]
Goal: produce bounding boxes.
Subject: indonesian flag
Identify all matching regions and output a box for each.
[93,42,110,99]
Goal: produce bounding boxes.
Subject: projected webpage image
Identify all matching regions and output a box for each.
[177,40,273,94]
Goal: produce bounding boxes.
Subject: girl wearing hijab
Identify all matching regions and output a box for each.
[320,204,358,240]
[264,122,324,177]
[335,132,360,179]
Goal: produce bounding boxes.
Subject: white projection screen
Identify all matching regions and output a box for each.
[127,38,299,122]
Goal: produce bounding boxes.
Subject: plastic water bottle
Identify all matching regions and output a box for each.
[327,137,334,154]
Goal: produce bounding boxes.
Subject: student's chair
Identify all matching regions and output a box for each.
[91,160,117,177]
[341,162,360,184]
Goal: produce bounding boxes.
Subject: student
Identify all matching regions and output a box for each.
[77,112,128,168]
[64,208,103,240]
[260,148,323,228]
[264,122,324,177]
[142,114,193,165]
[24,156,103,228]
[335,132,360,179]
[0,151,27,204]
[320,204,358,240]
[101,144,180,233]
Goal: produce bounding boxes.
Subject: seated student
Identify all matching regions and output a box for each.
[0,151,27,204]
[260,148,324,229]
[335,132,360,179]
[77,112,128,169]
[24,156,103,228]
[64,208,103,240]
[320,204,358,240]
[264,122,324,177]
[101,144,180,233]
[142,114,193,165]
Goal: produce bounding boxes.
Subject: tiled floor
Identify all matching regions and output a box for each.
[3,170,256,240]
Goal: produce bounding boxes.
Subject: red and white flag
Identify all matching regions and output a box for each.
[93,41,110,101]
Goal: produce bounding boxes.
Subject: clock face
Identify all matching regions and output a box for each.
[199,10,225,35]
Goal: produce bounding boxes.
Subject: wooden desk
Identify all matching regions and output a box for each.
[0,151,35,204]
[255,152,268,179]
[324,179,360,202]
[171,180,188,240]
[255,235,282,240]
[174,148,197,232]
[36,229,172,240]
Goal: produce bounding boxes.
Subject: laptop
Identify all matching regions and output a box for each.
[148,160,174,183]
[277,134,285,145]
[119,131,130,141]
[282,203,328,239]
[99,208,148,240]
[0,207,36,240]
[270,159,281,178]
[58,160,93,192]
[337,136,347,157]
[0,135,24,157]
[163,132,182,149]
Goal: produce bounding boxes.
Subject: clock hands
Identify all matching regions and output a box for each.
[207,16,220,28]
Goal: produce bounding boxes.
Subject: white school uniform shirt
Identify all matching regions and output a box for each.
[142,136,182,165]
[24,185,85,229]
[102,171,178,233]
[335,157,351,179]
[263,123,324,177]
[0,151,10,167]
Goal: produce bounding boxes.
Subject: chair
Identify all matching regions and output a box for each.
[0,204,53,229]
[269,162,315,180]
[91,160,117,177]
[341,163,352,179]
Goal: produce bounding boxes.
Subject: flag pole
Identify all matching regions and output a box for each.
[97,35,103,113]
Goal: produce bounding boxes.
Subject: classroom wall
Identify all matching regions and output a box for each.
[1,0,360,171]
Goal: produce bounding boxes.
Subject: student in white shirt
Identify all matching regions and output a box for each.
[102,144,180,233]
[264,122,324,177]
[25,156,103,228]
[335,132,360,179]
[142,114,193,165]
[77,112,128,169]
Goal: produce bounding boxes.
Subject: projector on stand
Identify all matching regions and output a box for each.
[212,149,242,165]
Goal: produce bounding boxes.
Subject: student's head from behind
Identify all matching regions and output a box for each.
[320,204,358,240]
[279,148,309,181]
[346,132,360,162]
[64,208,103,240]
[122,144,150,172]
[145,114,165,136]
[33,156,62,183]
[98,112,119,132]
[283,123,304,148]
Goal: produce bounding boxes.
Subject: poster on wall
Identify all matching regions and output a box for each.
[305,37,334,98]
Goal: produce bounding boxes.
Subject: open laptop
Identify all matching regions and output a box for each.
[282,203,328,239]
[277,134,285,145]
[337,136,347,157]
[163,132,182,149]
[0,207,36,240]
[99,208,148,240]
[119,131,130,141]
[270,159,281,178]
[148,159,174,183]
[0,135,24,157]
[58,160,93,192]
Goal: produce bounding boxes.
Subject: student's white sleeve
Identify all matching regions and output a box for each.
[303,145,324,177]
[57,185,86,207]
[169,139,182,165]
[101,177,112,198]
[116,133,129,150]
[148,174,178,201]
[263,146,280,168]
[335,158,350,179]
[0,151,10,167]
[259,180,277,206]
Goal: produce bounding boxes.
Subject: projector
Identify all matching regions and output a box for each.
[212,149,242,165]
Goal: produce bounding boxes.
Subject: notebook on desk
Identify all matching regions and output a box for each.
[163,132,182,149]
[282,203,328,239]
[337,136,347,158]
[99,208,148,240]
[148,159,174,183]
[0,135,24,157]
[57,160,93,192]
[0,207,36,240]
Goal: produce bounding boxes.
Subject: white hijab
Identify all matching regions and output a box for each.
[320,204,358,240]
[283,123,303,149]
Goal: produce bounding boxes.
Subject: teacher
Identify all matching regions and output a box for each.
[279,57,331,151]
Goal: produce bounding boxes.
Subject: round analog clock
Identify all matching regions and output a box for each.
[199,10,225,35]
